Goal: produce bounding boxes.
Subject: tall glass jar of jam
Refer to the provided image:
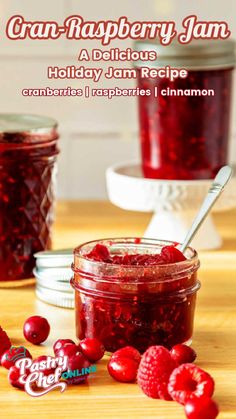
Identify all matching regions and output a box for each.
[0,114,59,281]
[71,238,200,353]
[134,40,235,179]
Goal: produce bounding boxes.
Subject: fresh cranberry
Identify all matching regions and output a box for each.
[79,338,105,362]
[170,344,197,365]
[57,344,80,358]
[23,316,50,345]
[8,365,27,390]
[111,346,141,365]
[108,357,138,383]
[32,355,55,376]
[1,346,32,370]
[185,396,219,419]
[53,339,75,355]
[68,352,90,372]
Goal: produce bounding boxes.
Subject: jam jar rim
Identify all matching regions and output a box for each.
[73,237,199,282]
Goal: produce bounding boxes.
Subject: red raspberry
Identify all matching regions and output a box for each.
[108,357,138,383]
[23,316,50,345]
[137,345,177,399]
[53,339,75,355]
[170,344,197,365]
[1,346,32,370]
[0,326,11,358]
[112,346,141,365]
[79,338,105,362]
[168,364,215,405]
[185,396,219,419]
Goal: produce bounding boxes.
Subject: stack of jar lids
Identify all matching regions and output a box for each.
[34,249,74,308]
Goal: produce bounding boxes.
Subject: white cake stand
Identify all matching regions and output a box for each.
[106,162,236,250]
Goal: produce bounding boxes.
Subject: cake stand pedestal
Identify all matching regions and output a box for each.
[106,163,236,250]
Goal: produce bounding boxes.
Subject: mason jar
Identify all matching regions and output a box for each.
[71,238,200,353]
[0,114,59,281]
[134,39,235,180]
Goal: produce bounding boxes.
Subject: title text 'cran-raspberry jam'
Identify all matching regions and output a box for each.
[0,114,59,281]
[134,40,235,180]
[71,238,200,353]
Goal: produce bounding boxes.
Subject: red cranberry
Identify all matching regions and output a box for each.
[8,365,27,390]
[112,346,141,365]
[170,344,197,365]
[185,396,219,419]
[32,355,55,376]
[79,338,105,362]
[53,339,75,355]
[57,343,81,359]
[1,346,32,370]
[107,357,138,382]
[68,352,90,372]
[23,316,50,345]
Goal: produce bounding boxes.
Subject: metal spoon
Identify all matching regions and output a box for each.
[180,165,233,253]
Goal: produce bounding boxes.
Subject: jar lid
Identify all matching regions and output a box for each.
[36,285,74,309]
[133,39,236,70]
[34,249,73,269]
[33,267,72,282]
[0,114,58,134]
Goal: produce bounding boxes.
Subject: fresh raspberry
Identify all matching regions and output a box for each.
[79,338,105,362]
[0,326,11,359]
[111,346,141,365]
[1,346,32,370]
[53,339,75,355]
[137,345,177,399]
[184,396,219,419]
[108,357,138,383]
[170,344,197,365]
[168,364,215,405]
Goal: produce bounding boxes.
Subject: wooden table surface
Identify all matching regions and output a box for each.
[0,201,236,419]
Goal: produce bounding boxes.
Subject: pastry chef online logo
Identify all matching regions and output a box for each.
[11,347,96,397]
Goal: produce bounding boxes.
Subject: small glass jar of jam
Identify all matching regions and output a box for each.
[71,238,200,353]
[134,40,235,179]
[0,114,59,281]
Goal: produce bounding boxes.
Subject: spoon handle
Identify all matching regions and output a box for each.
[180,166,233,253]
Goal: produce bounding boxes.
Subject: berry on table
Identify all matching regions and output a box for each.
[23,316,50,345]
[32,355,55,376]
[168,363,215,405]
[108,357,138,383]
[0,326,11,358]
[137,345,177,399]
[79,338,105,362]
[53,339,75,355]
[111,346,141,365]
[8,365,27,390]
[184,396,219,419]
[57,344,80,358]
[170,344,197,365]
[1,346,32,370]
[68,352,90,372]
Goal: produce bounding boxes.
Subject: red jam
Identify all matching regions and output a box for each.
[137,68,233,180]
[72,239,200,353]
[0,114,59,281]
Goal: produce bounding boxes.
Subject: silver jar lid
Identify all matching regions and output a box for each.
[133,39,236,70]
[36,285,74,309]
[0,114,58,134]
[35,249,73,269]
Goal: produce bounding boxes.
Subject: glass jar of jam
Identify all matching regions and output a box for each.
[71,238,200,353]
[0,114,59,281]
[134,40,235,179]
